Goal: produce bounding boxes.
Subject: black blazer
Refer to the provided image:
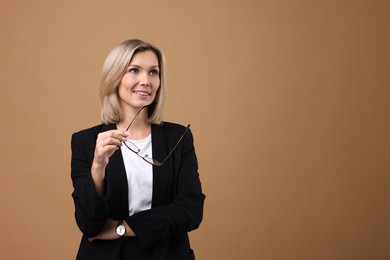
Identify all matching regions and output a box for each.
[71,122,205,260]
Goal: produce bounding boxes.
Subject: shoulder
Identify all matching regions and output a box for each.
[153,121,189,137]
[153,121,194,147]
[72,124,103,139]
[71,123,115,144]
[158,121,187,132]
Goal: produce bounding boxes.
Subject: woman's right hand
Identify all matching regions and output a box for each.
[91,130,129,196]
[92,130,129,170]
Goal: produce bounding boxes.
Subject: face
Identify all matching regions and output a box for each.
[118,50,160,114]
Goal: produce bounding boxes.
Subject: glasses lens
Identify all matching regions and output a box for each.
[143,155,162,166]
[124,141,139,153]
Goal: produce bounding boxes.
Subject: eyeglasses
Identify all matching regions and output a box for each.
[123,124,190,166]
[122,106,190,166]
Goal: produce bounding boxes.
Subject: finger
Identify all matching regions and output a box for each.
[98,131,129,144]
[105,130,129,139]
[97,135,124,148]
[97,144,120,157]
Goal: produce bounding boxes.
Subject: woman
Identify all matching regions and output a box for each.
[71,39,205,260]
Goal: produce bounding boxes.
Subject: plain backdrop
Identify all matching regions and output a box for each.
[1,0,389,259]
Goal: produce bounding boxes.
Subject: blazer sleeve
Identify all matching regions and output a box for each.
[126,129,205,248]
[71,131,110,237]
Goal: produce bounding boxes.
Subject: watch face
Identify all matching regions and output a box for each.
[116,225,125,236]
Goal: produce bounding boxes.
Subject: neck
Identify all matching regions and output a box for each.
[117,107,151,139]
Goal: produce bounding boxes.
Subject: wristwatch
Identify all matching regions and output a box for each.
[116,221,126,237]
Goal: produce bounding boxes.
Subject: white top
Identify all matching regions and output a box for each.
[120,134,153,216]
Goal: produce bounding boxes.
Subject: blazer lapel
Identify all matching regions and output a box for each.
[151,124,170,207]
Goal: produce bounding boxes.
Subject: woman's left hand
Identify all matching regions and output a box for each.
[88,218,118,242]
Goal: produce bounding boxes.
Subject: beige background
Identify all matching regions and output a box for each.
[1,0,389,259]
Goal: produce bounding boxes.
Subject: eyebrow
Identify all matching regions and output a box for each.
[128,64,159,69]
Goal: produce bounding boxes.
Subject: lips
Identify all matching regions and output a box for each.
[133,90,151,96]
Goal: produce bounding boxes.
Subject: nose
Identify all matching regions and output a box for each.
[139,72,150,86]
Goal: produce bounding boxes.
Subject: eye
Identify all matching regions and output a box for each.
[149,69,159,76]
[128,68,139,74]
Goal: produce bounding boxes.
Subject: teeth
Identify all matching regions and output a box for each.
[133,91,150,96]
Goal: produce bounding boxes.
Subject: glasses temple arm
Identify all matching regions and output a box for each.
[159,124,191,166]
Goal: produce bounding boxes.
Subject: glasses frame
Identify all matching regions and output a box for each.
[123,124,190,166]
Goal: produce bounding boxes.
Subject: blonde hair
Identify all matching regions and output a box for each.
[100,39,166,124]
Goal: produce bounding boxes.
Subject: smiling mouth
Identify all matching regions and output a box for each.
[133,91,151,96]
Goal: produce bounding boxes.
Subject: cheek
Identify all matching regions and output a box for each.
[153,78,161,90]
[117,87,125,100]
[152,85,160,100]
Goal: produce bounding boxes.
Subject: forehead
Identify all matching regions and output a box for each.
[129,50,159,66]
